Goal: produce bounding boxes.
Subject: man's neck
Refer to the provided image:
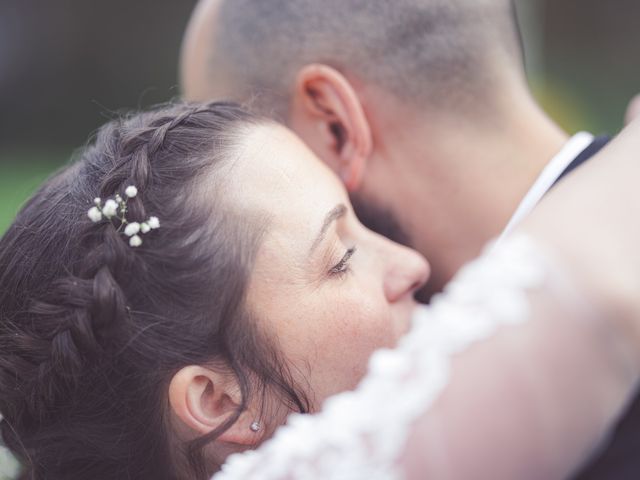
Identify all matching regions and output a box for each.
[387,94,569,294]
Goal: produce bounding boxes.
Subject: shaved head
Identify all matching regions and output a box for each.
[182,0,523,118]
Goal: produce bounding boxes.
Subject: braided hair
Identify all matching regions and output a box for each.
[0,102,308,479]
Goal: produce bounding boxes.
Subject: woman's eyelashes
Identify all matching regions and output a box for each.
[328,246,357,278]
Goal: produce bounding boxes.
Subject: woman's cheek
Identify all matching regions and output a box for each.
[333,294,395,355]
[300,295,396,405]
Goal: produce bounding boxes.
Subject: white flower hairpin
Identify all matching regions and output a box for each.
[87,185,160,247]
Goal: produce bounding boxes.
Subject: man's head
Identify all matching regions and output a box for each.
[181,0,565,297]
[182,0,522,115]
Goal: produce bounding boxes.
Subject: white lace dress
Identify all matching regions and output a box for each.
[214,235,636,480]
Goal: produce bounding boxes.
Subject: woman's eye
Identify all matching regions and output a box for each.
[329,246,357,277]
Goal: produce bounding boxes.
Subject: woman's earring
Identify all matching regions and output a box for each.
[250,421,261,432]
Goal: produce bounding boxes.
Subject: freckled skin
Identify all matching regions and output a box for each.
[231,125,430,409]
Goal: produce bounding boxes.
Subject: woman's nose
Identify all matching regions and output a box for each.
[383,244,430,303]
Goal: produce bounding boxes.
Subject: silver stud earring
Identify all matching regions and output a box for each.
[250,421,261,432]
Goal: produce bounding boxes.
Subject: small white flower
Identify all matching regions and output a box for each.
[125,185,138,198]
[87,206,102,223]
[129,235,143,247]
[87,192,157,249]
[102,199,118,218]
[124,222,140,237]
[147,216,160,229]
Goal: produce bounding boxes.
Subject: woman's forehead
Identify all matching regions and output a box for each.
[229,124,344,212]
[226,124,348,257]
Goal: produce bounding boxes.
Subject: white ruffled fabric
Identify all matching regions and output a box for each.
[215,235,549,480]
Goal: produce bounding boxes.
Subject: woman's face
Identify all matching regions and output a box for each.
[231,124,430,409]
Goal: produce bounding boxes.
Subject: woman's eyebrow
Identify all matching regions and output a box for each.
[309,204,347,254]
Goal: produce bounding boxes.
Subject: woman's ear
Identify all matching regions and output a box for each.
[289,64,373,192]
[168,366,261,446]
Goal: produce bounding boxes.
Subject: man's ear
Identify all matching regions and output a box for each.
[289,64,373,192]
[168,366,260,446]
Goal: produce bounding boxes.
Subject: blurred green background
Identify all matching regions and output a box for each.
[0,0,200,236]
[1,0,639,237]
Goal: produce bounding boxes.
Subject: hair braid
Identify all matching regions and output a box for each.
[8,105,213,427]
[0,101,310,479]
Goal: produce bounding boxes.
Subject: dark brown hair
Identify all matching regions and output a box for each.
[0,101,308,479]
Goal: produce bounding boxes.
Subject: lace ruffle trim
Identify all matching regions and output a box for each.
[216,235,548,480]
